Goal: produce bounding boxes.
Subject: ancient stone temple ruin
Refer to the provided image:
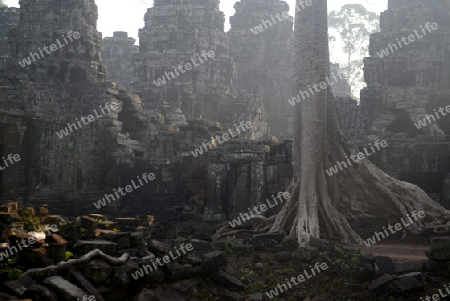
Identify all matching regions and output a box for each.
[0,0,450,218]
[352,0,450,207]
[0,0,291,220]
[2,1,450,300]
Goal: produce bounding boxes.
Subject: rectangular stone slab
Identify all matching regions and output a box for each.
[44,276,87,301]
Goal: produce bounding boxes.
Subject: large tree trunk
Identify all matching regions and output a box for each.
[269,0,449,246]
[214,0,450,246]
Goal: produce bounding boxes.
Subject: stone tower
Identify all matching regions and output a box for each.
[360,0,450,138]
[10,0,105,83]
[102,31,139,84]
[131,0,236,122]
[353,0,450,207]
[229,0,294,137]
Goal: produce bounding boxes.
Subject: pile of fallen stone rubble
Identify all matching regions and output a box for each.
[0,202,254,301]
[2,202,450,300]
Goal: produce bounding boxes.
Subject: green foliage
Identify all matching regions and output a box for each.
[334,245,345,256]
[246,280,266,293]
[8,269,23,280]
[238,267,267,294]
[112,228,121,233]
[224,235,235,255]
[189,288,206,298]
[6,257,18,265]
[0,1,6,8]
[328,4,380,98]
[280,267,295,275]
[332,245,362,277]
[20,208,41,232]
[65,251,73,260]
[239,268,255,282]
[190,288,199,297]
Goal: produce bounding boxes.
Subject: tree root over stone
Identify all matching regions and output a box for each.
[22,249,129,278]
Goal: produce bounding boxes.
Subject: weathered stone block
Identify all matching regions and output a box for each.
[81,259,112,284]
[115,218,140,227]
[47,243,67,263]
[211,270,244,290]
[394,260,426,274]
[249,238,280,251]
[157,288,189,301]
[427,237,450,261]
[0,213,21,224]
[135,289,156,301]
[165,262,200,281]
[201,251,227,274]
[252,231,285,243]
[98,232,131,250]
[43,276,87,301]
[388,276,423,293]
[22,284,58,301]
[80,216,98,232]
[111,260,139,284]
[73,240,118,256]
[368,274,397,291]
[69,268,106,301]
[373,256,394,277]
[148,240,171,254]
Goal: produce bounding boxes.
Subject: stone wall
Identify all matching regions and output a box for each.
[0,0,290,220]
[348,0,450,207]
[14,0,450,220]
[0,7,19,71]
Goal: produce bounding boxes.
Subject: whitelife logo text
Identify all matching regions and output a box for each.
[265,262,328,299]
[326,140,388,176]
[93,172,156,209]
[0,224,58,261]
[250,0,312,35]
[288,72,346,106]
[131,243,194,280]
[191,121,253,158]
[0,153,21,171]
[362,211,425,247]
[376,22,438,58]
[153,51,215,87]
[56,102,119,139]
[228,192,291,228]
[414,105,450,130]
[19,31,81,67]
